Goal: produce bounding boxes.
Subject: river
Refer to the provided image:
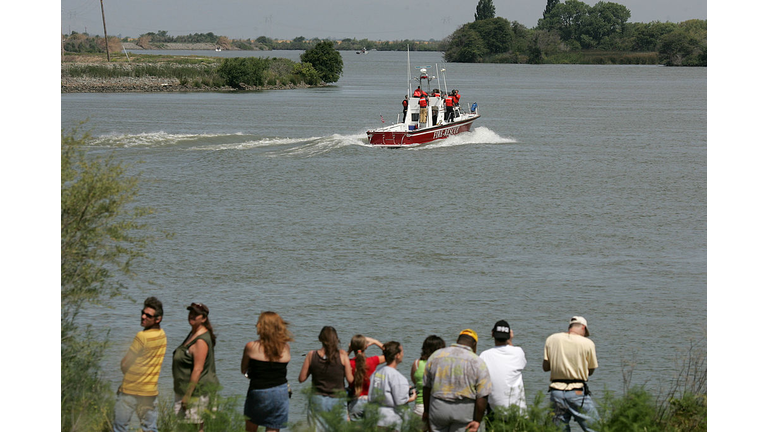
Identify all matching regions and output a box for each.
[61,50,707,428]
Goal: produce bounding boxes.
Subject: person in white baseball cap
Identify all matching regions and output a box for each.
[543,316,599,431]
[569,316,590,337]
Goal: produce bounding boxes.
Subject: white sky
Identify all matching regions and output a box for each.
[12,2,757,430]
[60,0,707,40]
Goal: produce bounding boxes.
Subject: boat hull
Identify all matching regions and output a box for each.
[367,115,479,148]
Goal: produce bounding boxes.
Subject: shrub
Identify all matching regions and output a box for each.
[292,62,320,86]
[156,395,246,432]
[600,387,661,432]
[664,393,706,431]
[61,320,114,432]
[217,57,271,88]
[485,392,561,432]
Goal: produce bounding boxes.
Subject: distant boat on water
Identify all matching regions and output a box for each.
[356,47,368,55]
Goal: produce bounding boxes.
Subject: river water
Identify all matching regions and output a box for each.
[61,50,706,427]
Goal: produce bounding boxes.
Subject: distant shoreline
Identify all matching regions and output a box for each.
[121,42,268,51]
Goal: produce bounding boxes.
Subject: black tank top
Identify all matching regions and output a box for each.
[247,359,288,391]
[309,350,345,396]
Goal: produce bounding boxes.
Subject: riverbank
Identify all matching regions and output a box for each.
[61,53,318,93]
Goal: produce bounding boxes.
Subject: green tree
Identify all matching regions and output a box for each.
[217,57,271,88]
[543,0,561,17]
[467,17,515,55]
[62,126,163,431]
[581,1,631,45]
[300,41,344,83]
[475,0,496,21]
[444,25,488,62]
[658,23,706,66]
[529,29,562,62]
[537,0,590,44]
[628,21,677,51]
[292,62,321,86]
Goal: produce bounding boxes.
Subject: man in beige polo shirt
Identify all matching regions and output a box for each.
[543,316,599,432]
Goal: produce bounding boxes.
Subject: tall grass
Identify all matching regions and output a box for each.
[63,64,220,81]
[62,57,319,89]
[61,320,115,432]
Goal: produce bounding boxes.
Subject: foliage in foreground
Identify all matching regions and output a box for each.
[61,126,164,431]
[156,395,246,432]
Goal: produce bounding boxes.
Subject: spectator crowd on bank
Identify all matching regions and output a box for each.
[113,297,599,432]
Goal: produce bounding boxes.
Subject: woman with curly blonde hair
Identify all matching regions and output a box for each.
[241,311,294,432]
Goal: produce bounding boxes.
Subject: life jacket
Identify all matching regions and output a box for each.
[445,96,454,107]
[419,96,428,107]
[413,88,423,97]
[454,93,461,104]
[402,99,408,108]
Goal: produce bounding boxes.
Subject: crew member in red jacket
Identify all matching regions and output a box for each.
[444,94,455,122]
[419,94,429,124]
[452,90,461,113]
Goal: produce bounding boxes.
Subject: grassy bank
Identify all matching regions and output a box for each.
[61,52,324,92]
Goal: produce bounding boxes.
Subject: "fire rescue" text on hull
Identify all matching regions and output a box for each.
[366,49,481,148]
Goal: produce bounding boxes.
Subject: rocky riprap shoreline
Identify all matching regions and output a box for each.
[61,62,201,93]
[61,76,312,93]
[61,63,315,93]
[62,75,189,93]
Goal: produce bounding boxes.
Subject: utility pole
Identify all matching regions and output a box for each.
[100,0,110,61]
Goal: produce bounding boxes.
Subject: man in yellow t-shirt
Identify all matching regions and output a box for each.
[543,316,599,432]
[113,297,167,432]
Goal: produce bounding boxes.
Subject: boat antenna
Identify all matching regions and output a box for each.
[407,45,412,97]
[435,63,441,95]
[441,65,449,95]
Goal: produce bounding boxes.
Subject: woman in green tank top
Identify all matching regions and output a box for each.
[172,303,220,430]
[410,335,445,416]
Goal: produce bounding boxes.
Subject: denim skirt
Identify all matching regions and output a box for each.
[244,383,290,429]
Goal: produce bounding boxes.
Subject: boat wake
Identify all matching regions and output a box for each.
[86,128,511,155]
[413,127,516,150]
[266,133,369,157]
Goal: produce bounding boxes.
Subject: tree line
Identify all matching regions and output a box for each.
[444,0,705,66]
[61,0,705,66]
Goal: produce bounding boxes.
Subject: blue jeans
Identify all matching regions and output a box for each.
[113,392,158,432]
[549,389,600,432]
[244,383,290,429]
[308,394,347,431]
[347,395,368,421]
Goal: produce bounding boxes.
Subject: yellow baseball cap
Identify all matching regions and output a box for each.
[459,329,478,342]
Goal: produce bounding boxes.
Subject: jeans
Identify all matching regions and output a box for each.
[244,383,290,429]
[113,392,158,432]
[308,394,347,431]
[549,389,600,432]
[347,395,368,421]
[428,398,483,432]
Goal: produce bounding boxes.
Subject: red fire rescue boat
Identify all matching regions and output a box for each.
[366,52,480,148]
